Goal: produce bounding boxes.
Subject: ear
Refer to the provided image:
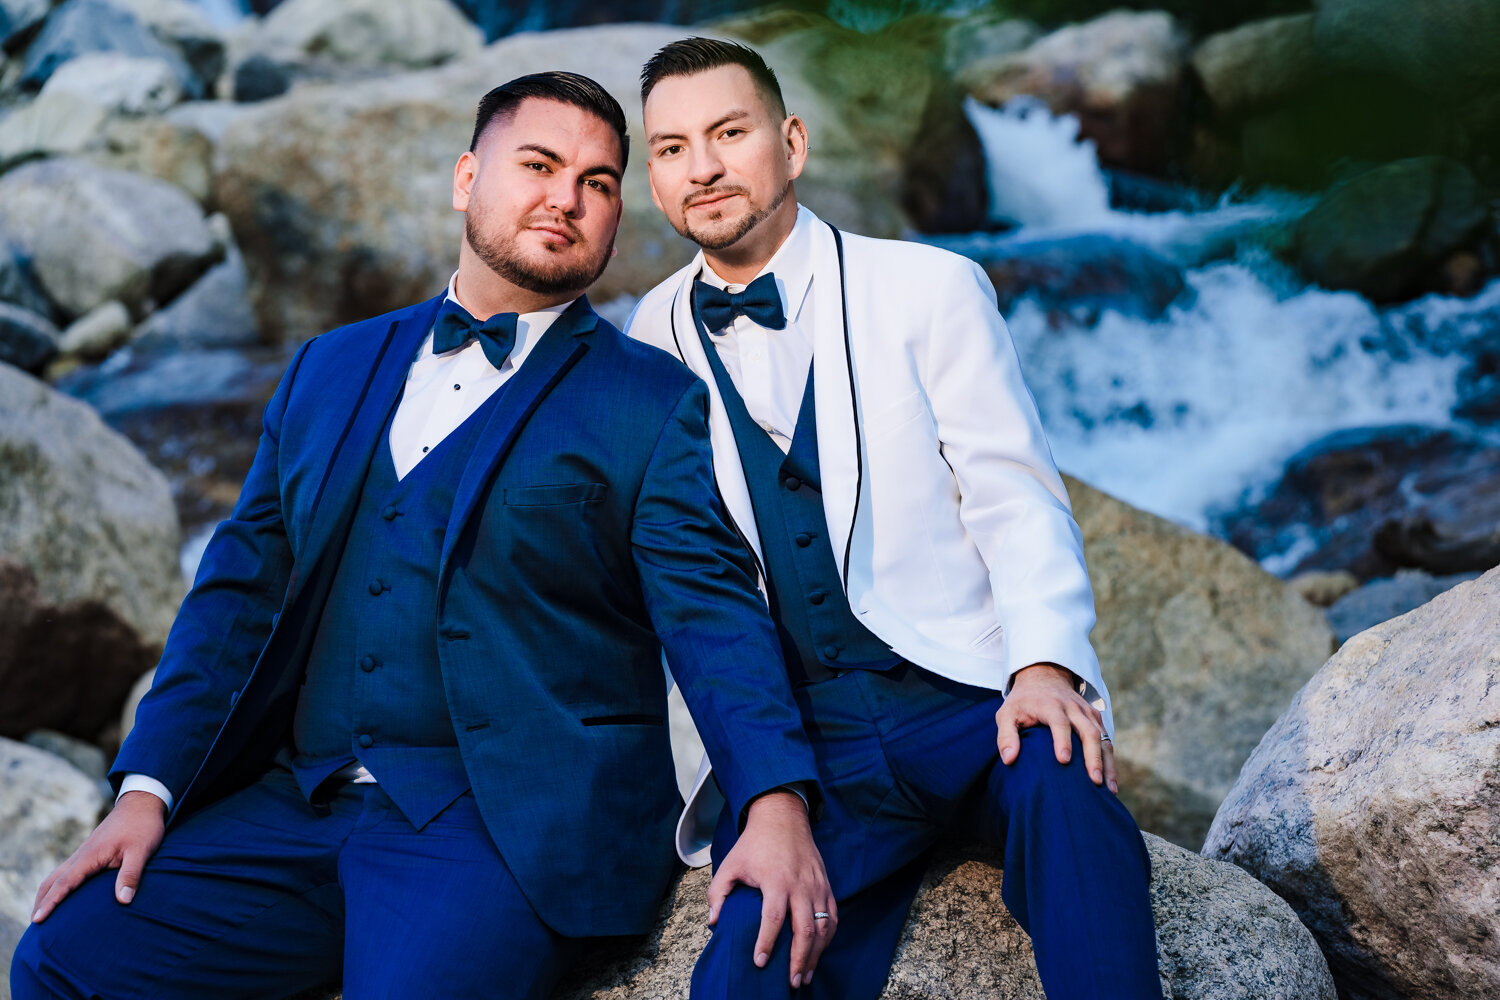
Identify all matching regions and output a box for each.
[453,150,478,212]
[783,114,809,183]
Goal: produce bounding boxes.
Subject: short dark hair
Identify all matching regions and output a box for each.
[470,71,629,171]
[640,37,787,119]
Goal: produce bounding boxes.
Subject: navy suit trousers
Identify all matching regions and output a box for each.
[691,663,1162,1000]
[11,769,576,1000]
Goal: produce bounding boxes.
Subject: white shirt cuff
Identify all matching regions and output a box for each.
[119,774,173,812]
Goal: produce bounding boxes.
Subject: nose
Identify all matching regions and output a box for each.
[545,171,581,216]
[687,144,724,187]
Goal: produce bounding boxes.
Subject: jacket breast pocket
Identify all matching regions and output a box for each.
[502,482,607,507]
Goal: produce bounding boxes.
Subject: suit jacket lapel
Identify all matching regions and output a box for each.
[808,220,863,587]
[438,296,596,583]
[668,261,763,570]
[294,293,441,605]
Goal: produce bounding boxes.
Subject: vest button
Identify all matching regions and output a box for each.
[381,505,398,521]
[795,533,813,547]
[783,476,802,491]
[358,733,374,748]
[368,579,384,595]
[809,591,826,605]
[359,655,377,672]
[822,645,840,660]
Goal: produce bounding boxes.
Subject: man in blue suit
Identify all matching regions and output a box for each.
[12,72,834,1000]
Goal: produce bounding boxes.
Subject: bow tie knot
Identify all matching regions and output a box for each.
[693,273,787,333]
[432,302,519,370]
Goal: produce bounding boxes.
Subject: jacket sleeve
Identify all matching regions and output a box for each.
[109,339,314,798]
[630,378,821,824]
[921,257,1109,722]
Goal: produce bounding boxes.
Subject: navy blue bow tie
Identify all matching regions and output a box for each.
[432,302,519,370]
[693,273,787,333]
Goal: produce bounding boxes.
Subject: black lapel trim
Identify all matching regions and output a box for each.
[829,224,862,588]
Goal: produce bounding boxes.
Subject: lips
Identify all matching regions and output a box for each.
[685,189,744,212]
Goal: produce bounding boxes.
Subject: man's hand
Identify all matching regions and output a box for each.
[705,791,837,988]
[31,790,167,923]
[997,662,1117,794]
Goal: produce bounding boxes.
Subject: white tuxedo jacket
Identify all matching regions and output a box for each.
[626,208,1109,864]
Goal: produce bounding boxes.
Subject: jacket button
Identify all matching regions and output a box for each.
[358,734,374,748]
[381,505,398,521]
[822,645,840,660]
[809,591,826,605]
[795,533,812,547]
[359,655,377,672]
[784,476,802,491]
[368,579,384,595]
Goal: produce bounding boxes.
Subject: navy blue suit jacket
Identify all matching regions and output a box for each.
[111,293,818,937]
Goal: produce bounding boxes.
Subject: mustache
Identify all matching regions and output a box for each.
[682,186,748,211]
[521,214,585,243]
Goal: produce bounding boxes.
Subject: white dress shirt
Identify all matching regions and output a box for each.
[122,275,574,809]
[696,211,816,454]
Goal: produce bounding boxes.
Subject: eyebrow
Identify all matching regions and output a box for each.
[647,108,753,147]
[515,142,621,184]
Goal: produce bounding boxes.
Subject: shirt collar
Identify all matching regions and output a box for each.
[435,269,575,359]
[697,204,814,325]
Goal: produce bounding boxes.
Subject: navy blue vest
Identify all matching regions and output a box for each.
[694,312,899,684]
[290,379,506,828]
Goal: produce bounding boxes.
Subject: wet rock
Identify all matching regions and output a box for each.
[56,299,131,361]
[18,0,200,96]
[0,737,105,928]
[1325,568,1481,643]
[0,364,181,740]
[0,302,57,373]
[961,10,1190,175]
[1292,157,1493,303]
[1216,425,1500,580]
[40,51,181,113]
[254,0,482,70]
[132,242,259,352]
[981,234,1187,322]
[0,158,216,319]
[1205,567,1500,1000]
[215,23,927,342]
[0,90,110,170]
[1316,0,1500,101]
[1191,14,1315,119]
[1066,475,1336,848]
[0,0,49,52]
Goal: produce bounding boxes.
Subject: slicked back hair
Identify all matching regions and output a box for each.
[470,71,629,171]
[640,37,787,119]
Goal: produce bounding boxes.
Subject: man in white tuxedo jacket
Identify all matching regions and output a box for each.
[626,38,1163,1000]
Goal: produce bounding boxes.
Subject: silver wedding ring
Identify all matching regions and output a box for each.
[1100,734,1112,743]
[813,912,830,920]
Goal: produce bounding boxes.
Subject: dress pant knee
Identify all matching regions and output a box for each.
[690,887,793,1000]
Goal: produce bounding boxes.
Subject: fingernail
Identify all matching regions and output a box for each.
[755,951,768,968]
[118,887,134,904]
[792,973,802,988]
[31,909,40,923]
[805,969,815,984]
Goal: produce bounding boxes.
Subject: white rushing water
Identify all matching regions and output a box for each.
[940,98,1490,538]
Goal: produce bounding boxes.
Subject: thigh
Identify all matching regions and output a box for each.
[12,769,348,1000]
[338,790,575,1000]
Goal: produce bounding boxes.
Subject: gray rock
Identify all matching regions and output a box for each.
[255,0,482,69]
[0,364,181,740]
[0,736,106,927]
[0,910,21,1000]
[132,242,259,351]
[1205,566,1500,1000]
[0,90,111,171]
[1325,568,1482,643]
[1192,14,1316,119]
[0,302,57,373]
[980,234,1187,322]
[84,114,216,204]
[0,238,54,320]
[23,729,109,782]
[0,157,216,320]
[1293,156,1493,303]
[1316,0,1500,101]
[163,98,244,144]
[105,0,226,90]
[942,14,1040,78]
[57,299,131,361]
[18,0,201,96]
[0,0,48,52]
[40,51,182,114]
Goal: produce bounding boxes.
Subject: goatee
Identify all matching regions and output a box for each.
[465,212,610,296]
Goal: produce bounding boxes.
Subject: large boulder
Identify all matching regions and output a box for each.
[250,0,482,70]
[214,23,932,342]
[0,90,111,171]
[1324,568,1481,643]
[1292,157,1494,303]
[104,0,227,89]
[0,158,217,320]
[981,234,1187,322]
[131,238,260,352]
[1191,14,1316,119]
[960,10,1190,175]
[39,51,183,114]
[1066,475,1337,848]
[82,113,217,204]
[1205,567,1500,1000]
[0,302,57,373]
[1315,0,1500,100]
[0,364,182,739]
[0,0,49,51]
[17,0,201,96]
[0,736,106,928]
